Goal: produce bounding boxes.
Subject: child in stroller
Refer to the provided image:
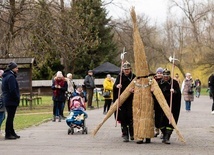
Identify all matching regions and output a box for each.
[66,96,88,134]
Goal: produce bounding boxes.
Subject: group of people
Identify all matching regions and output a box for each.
[0,60,212,144]
[51,70,95,122]
[0,60,96,139]
[111,62,203,144]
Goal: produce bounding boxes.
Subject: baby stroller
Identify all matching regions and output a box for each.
[66,96,88,135]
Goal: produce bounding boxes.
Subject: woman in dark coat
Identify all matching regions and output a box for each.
[154,69,181,144]
[52,71,68,122]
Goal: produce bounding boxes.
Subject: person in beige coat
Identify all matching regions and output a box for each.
[181,73,194,112]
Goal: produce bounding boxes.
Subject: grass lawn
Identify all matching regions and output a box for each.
[1,96,104,131]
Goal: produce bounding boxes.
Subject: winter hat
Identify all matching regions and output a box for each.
[67,73,72,78]
[0,70,4,77]
[88,70,93,73]
[186,73,191,77]
[8,62,18,70]
[76,84,82,88]
[156,67,163,73]
[107,74,111,78]
[122,61,131,69]
[56,71,63,78]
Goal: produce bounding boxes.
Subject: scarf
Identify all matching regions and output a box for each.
[53,78,65,97]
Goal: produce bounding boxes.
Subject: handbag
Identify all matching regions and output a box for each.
[103,91,111,98]
[188,90,194,94]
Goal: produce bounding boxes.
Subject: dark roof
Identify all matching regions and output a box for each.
[0,57,35,65]
[93,62,120,75]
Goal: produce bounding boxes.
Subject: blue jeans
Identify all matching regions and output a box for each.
[196,91,200,98]
[0,111,5,128]
[185,101,191,111]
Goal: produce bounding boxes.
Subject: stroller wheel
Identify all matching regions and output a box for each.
[82,127,85,134]
[68,128,71,135]
[71,127,74,135]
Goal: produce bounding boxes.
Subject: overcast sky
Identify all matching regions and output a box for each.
[103,0,168,23]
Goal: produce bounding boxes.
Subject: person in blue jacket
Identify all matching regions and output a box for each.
[2,62,20,140]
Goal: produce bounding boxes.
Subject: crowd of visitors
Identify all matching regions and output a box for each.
[1,60,213,145]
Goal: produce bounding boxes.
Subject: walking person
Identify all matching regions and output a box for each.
[2,62,20,140]
[153,69,181,144]
[208,74,214,114]
[174,73,181,86]
[113,61,136,142]
[84,70,95,109]
[181,73,194,112]
[194,78,201,98]
[153,67,163,138]
[0,70,5,139]
[51,71,68,122]
[66,73,75,112]
[103,74,114,114]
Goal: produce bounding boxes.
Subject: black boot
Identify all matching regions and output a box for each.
[128,125,134,140]
[163,130,172,144]
[121,126,125,138]
[145,138,151,143]
[58,115,62,122]
[154,128,160,137]
[52,115,56,122]
[122,126,129,142]
[136,139,144,144]
[160,128,166,143]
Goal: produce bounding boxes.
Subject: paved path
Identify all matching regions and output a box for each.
[0,96,214,155]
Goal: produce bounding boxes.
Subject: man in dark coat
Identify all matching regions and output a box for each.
[2,62,20,140]
[154,69,181,144]
[84,70,95,109]
[113,61,136,142]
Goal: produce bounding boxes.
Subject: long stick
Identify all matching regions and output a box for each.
[115,47,126,127]
[169,52,179,124]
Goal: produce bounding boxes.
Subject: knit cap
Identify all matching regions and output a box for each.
[56,71,63,78]
[156,67,163,73]
[8,62,18,70]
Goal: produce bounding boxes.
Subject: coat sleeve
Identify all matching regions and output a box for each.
[113,75,120,102]
[51,79,56,90]
[84,76,89,87]
[8,76,20,101]
[181,80,185,93]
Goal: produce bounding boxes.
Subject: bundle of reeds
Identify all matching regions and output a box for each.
[131,7,154,140]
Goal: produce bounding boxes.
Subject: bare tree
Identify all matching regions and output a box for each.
[0,0,28,57]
